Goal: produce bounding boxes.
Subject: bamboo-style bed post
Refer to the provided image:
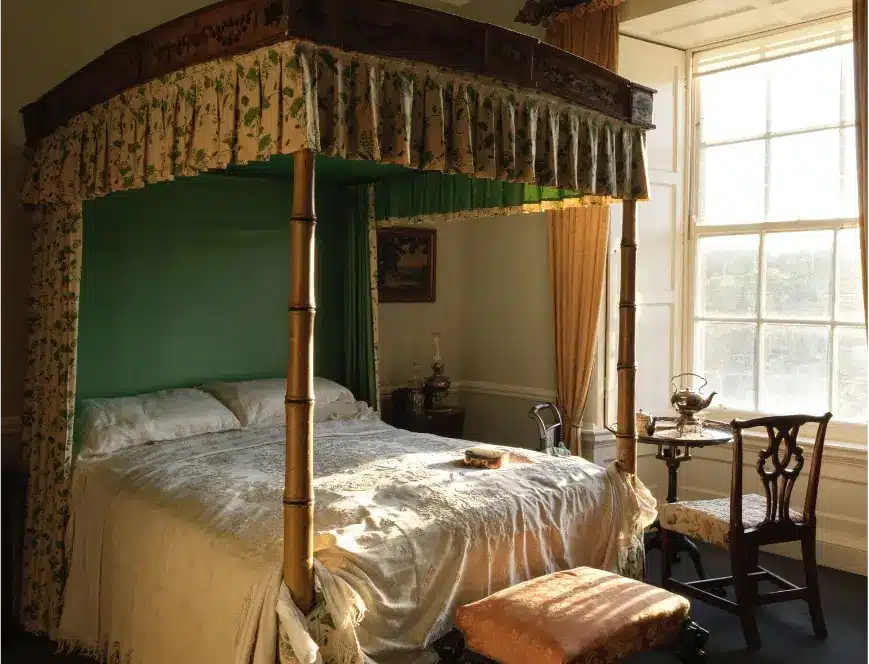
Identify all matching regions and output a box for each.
[284,148,317,611]
[616,199,638,476]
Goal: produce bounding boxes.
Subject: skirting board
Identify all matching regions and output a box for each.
[380,380,556,403]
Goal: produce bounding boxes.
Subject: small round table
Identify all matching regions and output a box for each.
[637,417,733,580]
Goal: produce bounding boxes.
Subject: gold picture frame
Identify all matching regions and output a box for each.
[377,227,437,303]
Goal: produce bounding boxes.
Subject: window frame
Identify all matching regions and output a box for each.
[683,18,867,445]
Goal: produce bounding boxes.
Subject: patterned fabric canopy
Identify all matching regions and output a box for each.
[18,34,650,638]
[22,39,649,208]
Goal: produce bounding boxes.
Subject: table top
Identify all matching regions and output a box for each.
[610,416,733,448]
[640,417,733,447]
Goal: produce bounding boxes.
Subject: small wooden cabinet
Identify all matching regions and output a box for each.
[390,388,466,438]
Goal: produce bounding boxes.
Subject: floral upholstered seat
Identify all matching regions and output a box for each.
[659,494,804,548]
[454,567,690,664]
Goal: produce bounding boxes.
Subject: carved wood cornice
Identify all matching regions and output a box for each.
[21,0,654,146]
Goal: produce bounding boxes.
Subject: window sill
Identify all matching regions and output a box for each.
[704,407,866,446]
[739,430,867,467]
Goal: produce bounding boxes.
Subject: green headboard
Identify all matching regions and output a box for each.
[77,174,348,399]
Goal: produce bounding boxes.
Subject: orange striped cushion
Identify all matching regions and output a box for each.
[456,567,689,664]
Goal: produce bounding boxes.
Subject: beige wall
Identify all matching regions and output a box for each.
[377,212,558,451]
[458,213,558,450]
[461,213,554,389]
[378,220,467,389]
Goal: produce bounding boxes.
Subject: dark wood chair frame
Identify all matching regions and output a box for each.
[661,412,833,650]
[528,402,571,456]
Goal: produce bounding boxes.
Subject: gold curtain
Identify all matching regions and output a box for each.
[854,0,868,322]
[546,8,619,453]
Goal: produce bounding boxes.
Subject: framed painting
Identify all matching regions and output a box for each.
[377,227,437,303]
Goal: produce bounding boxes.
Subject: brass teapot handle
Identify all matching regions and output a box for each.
[671,373,708,392]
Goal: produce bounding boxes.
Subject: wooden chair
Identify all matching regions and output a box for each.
[658,413,833,650]
[528,403,571,456]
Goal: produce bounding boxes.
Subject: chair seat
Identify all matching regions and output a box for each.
[455,567,690,664]
[659,494,804,547]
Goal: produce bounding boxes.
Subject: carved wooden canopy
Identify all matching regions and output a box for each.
[21,0,654,145]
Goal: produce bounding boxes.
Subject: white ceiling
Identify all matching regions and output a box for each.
[620,0,851,50]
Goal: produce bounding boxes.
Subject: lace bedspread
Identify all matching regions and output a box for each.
[59,417,654,664]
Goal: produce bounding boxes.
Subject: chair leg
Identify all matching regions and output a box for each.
[730,542,761,650]
[433,628,467,663]
[746,543,759,598]
[661,528,674,588]
[674,617,709,664]
[746,543,759,571]
[801,529,827,640]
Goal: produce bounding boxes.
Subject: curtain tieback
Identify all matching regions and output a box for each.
[554,399,582,427]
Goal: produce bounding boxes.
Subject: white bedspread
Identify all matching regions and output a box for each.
[58,417,655,664]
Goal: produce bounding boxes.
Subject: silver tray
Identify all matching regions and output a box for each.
[608,416,733,448]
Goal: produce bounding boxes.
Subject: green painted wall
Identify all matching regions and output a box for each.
[78,175,346,399]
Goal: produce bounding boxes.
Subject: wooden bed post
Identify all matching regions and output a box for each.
[616,199,638,476]
[284,148,317,612]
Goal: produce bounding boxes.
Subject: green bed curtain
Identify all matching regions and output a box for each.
[373,171,594,225]
[340,185,377,406]
[74,177,379,408]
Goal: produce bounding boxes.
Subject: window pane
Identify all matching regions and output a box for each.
[761,324,830,412]
[834,327,868,422]
[836,228,864,322]
[844,127,858,218]
[697,235,759,316]
[699,141,765,225]
[769,47,841,132]
[700,66,767,143]
[763,230,833,319]
[843,43,855,123]
[695,321,757,409]
[768,129,841,222]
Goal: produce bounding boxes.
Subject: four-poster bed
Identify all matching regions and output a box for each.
[19,0,656,661]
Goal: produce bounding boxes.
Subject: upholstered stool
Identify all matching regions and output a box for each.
[434,567,708,664]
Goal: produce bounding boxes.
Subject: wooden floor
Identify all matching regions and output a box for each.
[634,545,867,663]
[3,544,865,663]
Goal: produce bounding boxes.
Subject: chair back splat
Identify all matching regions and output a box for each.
[731,413,832,539]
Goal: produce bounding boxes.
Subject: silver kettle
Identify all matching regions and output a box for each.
[670,373,716,428]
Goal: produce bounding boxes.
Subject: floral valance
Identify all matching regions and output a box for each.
[22,39,649,208]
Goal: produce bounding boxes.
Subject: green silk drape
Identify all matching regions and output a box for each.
[340,186,378,406]
[374,171,595,225]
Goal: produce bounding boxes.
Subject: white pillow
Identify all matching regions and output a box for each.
[314,377,355,405]
[77,388,241,457]
[314,400,378,423]
[202,377,355,428]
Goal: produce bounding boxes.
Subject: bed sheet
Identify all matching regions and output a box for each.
[58,416,654,664]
